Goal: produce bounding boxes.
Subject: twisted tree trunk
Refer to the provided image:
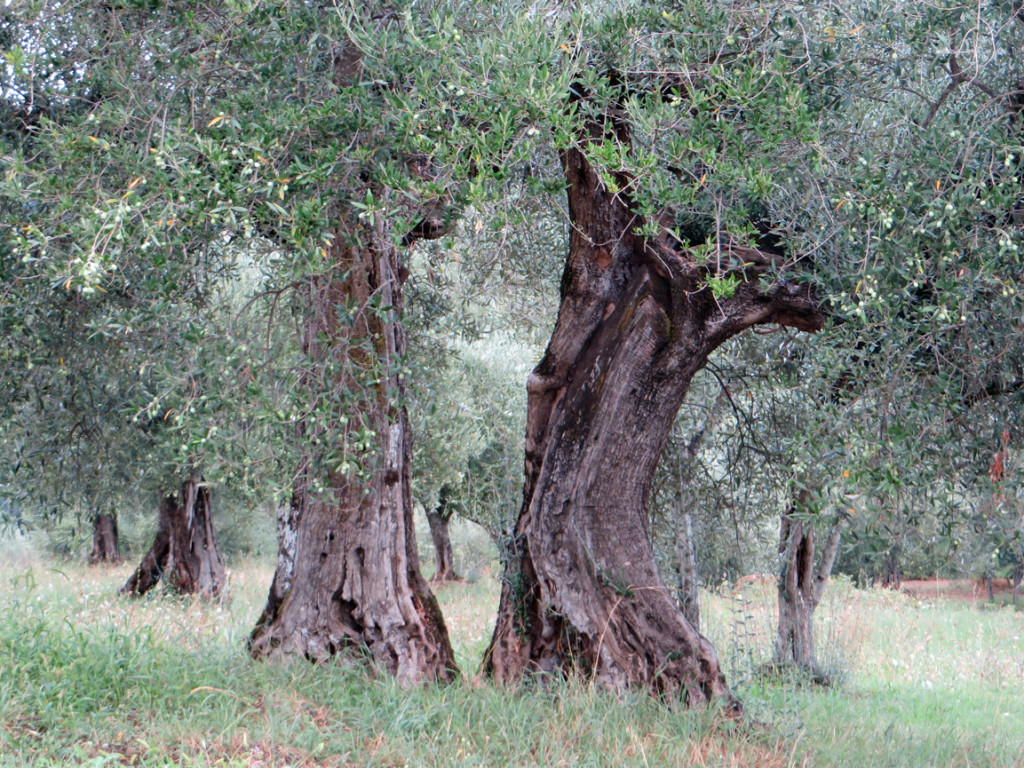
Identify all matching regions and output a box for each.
[426,485,458,584]
[122,475,224,596]
[89,511,121,565]
[483,110,825,706]
[248,219,456,684]
[774,492,843,671]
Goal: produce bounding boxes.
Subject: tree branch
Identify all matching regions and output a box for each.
[706,279,826,342]
[924,50,1002,129]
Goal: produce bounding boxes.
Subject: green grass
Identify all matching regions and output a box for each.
[1,557,1022,767]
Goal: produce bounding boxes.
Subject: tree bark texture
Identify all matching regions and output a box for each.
[483,109,825,705]
[248,221,456,684]
[89,512,121,565]
[122,476,225,596]
[774,498,842,671]
[426,487,457,583]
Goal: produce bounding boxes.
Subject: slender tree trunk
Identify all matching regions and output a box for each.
[774,493,843,671]
[674,510,700,630]
[483,109,824,705]
[1012,561,1022,606]
[122,475,224,596]
[426,492,457,583]
[671,386,731,631]
[248,219,456,684]
[88,511,121,565]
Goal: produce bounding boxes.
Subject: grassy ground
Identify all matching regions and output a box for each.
[1,547,1022,767]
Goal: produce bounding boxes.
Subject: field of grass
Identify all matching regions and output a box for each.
[1,541,1022,767]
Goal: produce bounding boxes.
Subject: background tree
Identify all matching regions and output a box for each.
[2,0,572,681]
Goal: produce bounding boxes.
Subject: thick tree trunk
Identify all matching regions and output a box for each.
[426,490,457,583]
[483,112,824,705]
[122,476,224,596]
[248,220,456,684]
[774,496,842,672]
[88,512,121,565]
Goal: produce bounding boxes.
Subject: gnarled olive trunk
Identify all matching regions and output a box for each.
[122,476,224,596]
[89,512,121,565]
[426,486,457,583]
[774,496,842,671]
[483,122,824,705]
[248,221,456,684]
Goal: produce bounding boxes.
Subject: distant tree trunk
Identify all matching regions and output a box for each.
[426,485,458,583]
[775,492,843,672]
[1013,560,1022,606]
[122,476,224,596]
[483,106,825,706]
[880,549,902,590]
[674,510,700,630]
[670,386,730,631]
[247,217,456,684]
[88,511,121,565]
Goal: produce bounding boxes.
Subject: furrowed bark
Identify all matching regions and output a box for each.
[483,110,825,706]
[122,475,224,596]
[248,220,456,684]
